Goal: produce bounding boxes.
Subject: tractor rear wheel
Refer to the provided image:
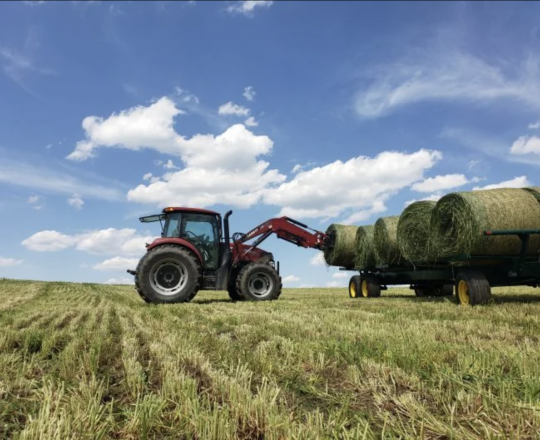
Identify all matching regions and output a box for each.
[349,275,361,299]
[235,263,282,301]
[135,245,201,304]
[455,270,492,306]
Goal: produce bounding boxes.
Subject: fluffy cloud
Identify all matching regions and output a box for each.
[310,252,325,266]
[0,256,23,267]
[282,275,300,284]
[243,86,256,101]
[28,194,45,210]
[411,174,473,193]
[510,135,540,155]
[67,194,84,210]
[528,121,540,130]
[22,228,154,256]
[163,159,179,170]
[332,272,348,279]
[244,116,258,127]
[128,124,285,208]
[93,257,139,271]
[226,1,273,16]
[264,149,442,220]
[355,50,540,118]
[218,101,250,116]
[473,176,530,191]
[404,194,442,207]
[67,97,184,161]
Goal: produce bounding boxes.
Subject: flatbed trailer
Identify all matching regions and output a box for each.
[347,229,540,305]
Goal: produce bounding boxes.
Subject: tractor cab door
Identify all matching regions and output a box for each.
[180,213,220,269]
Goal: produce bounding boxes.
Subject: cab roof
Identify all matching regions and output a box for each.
[162,207,220,215]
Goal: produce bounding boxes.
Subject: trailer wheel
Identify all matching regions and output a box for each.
[455,270,492,306]
[348,275,361,298]
[236,263,282,301]
[360,274,381,298]
[135,245,201,304]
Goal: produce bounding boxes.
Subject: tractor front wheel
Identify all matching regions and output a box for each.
[235,263,282,301]
[135,245,201,304]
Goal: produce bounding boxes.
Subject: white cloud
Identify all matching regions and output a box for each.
[299,284,315,288]
[326,281,344,288]
[292,164,303,173]
[67,97,185,161]
[104,277,134,285]
[93,257,139,271]
[227,1,273,16]
[510,135,540,155]
[332,272,348,279]
[45,144,53,150]
[473,176,530,191]
[67,194,84,210]
[310,252,325,266]
[411,174,471,193]
[0,157,123,201]
[282,275,300,284]
[528,121,540,130]
[174,87,200,104]
[22,228,154,256]
[218,101,250,117]
[342,200,387,225]
[243,86,256,101]
[355,49,540,118]
[0,256,23,267]
[0,45,52,94]
[28,194,45,210]
[244,116,259,127]
[264,149,442,220]
[404,194,442,207]
[128,124,285,208]
[163,159,179,170]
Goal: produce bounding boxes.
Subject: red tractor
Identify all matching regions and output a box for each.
[128,207,332,303]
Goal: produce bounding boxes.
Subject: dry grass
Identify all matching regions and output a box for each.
[1,278,540,439]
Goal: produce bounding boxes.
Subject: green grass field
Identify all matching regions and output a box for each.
[1,279,540,439]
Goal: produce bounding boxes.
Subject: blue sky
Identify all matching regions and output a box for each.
[1,1,539,288]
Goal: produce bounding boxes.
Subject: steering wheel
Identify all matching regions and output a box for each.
[182,230,199,240]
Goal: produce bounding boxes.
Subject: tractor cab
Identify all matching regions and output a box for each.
[140,207,225,269]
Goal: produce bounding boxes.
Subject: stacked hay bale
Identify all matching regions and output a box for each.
[397,201,437,263]
[373,216,403,266]
[354,225,376,269]
[323,224,358,267]
[430,188,540,257]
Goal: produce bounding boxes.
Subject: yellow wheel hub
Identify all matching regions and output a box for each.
[458,280,470,305]
[350,281,357,298]
[361,280,369,297]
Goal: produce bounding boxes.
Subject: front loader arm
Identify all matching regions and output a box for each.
[237,217,331,250]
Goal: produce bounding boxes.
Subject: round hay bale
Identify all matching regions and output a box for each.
[397,201,437,263]
[523,186,540,204]
[373,216,403,266]
[354,225,376,269]
[430,188,540,257]
[323,224,358,267]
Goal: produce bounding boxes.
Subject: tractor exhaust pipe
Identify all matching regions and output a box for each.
[224,210,233,244]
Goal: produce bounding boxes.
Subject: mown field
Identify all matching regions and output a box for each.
[1,279,540,439]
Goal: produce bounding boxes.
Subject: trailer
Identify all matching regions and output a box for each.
[347,229,540,305]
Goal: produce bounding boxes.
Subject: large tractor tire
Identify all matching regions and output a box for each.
[227,282,244,301]
[455,270,492,306]
[135,245,201,304]
[348,275,361,299]
[235,263,282,301]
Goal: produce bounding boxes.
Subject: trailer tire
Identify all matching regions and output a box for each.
[360,274,381,298]
[236,263,282,301]
[455,270,492,306]
[135,245,201,304]
[349,275,361,298]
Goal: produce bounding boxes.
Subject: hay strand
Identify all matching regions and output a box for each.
[354,225,376,269]
[373,216,403,266]
[323,224,358,267]
[430,188,540,257]
[397,201,437,263]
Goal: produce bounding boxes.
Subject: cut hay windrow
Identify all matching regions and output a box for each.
[430,188,540,257]
[354,225,376,269]
[373,216,403,266]
[397,201,437,263]
[323,224,358,267]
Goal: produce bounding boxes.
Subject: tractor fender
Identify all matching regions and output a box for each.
[146,238,204,266]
